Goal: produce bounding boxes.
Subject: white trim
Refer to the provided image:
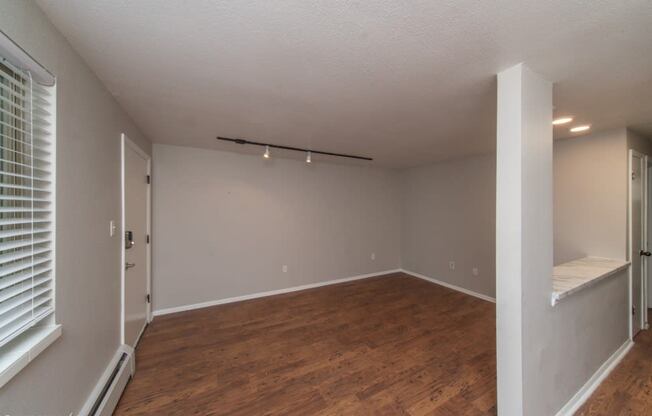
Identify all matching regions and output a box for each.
[0,325,61,389]
[153,268,497,317]
[554,339,634,416]
[146,156,152,323]
[628,149,634,340]
[120,136,125,344]
[153,269,402,316]
[401,269,496,303]
[79,344,135,416]
[645,160,652,329]
[642,152,649,332]
[49,81,58,329]
[120,134,153,346]
[0,62,58,389]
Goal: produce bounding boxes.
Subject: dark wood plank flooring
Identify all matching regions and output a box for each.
[115,273,496,415]
[576,309,652,415]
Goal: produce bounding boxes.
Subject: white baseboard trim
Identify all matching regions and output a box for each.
[554,339,634,416]
[153,269,402,316]
[79,344,135,416]
[400,269,496,303]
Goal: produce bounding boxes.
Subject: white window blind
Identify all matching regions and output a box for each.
[0,57,55,349]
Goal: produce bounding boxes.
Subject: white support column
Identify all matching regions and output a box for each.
[496,64,553,416]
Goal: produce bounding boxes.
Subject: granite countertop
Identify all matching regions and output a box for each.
[551,257,630,306]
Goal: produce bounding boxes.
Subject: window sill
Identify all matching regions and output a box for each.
[0,324,62,389]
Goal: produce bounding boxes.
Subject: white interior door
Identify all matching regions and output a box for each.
[648,161,652,326]
[630,151,646,337]
[122,135,151,348]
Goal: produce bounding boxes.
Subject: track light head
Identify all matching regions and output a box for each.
[263,145,270,159]
[306,151,312,164]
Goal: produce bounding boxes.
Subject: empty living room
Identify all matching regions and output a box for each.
[1,1,652,415]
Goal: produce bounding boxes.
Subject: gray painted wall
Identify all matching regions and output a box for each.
[554,129,628,264]
[400,129,632,299]
[627,128,652,156]
[400,155,496,297]
[0,1,151,415]
[152,144,401,312]
[543,269,629,414]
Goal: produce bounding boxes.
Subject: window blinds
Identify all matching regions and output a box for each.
[0,57,54,348]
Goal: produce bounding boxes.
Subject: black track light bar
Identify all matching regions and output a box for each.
[216,136,373,161]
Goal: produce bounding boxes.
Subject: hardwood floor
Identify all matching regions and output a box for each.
[577,309,652,415]
[114,273,497,415]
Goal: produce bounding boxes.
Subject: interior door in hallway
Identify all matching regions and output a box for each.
[122,134,151,348]
[631,150,646,337]
[648,160,652,323]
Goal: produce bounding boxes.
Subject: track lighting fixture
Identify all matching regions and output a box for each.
[217,137,372,161]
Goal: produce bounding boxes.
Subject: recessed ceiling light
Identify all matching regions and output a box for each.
[570,125,591,133]
[552,117,573,125]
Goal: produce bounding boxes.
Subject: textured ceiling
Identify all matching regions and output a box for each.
[37,0,652,167]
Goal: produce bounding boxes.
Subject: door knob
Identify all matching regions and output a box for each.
[640,250,651,257]
[125,262,136,270]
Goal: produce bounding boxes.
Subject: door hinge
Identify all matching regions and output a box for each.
[146,174,151,184]
[146,234,150,244]
[633,305,636,315]
[146,294,151,303]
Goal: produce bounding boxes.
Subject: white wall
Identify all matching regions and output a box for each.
[400,155,496,297]
[0,1,151,415]
[152,144,401,312]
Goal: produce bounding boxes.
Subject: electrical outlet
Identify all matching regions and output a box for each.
[371,252,376,261]
[282,265,288,273]
[449,261,455,270]
[109,220,116,237]
[472,267,479,276]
